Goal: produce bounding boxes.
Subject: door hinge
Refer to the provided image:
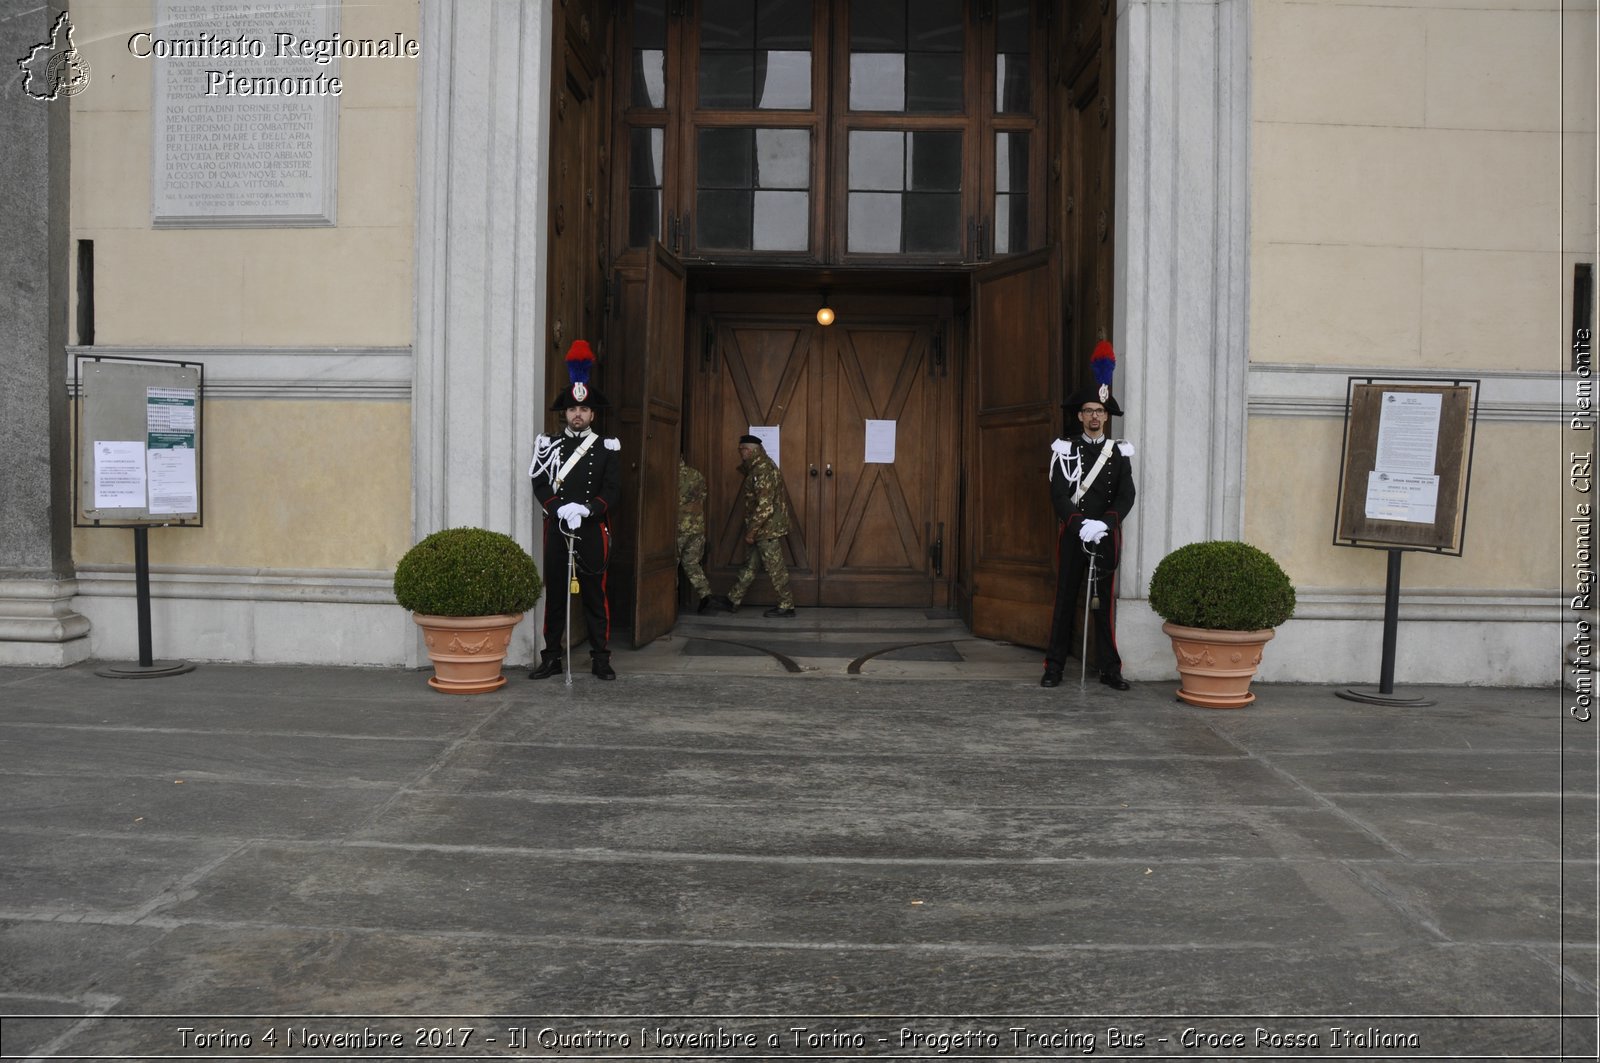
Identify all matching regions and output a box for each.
[667,211,681,254]
[929,522,945,576]
[930,325,947,377]
[968,217,990,262]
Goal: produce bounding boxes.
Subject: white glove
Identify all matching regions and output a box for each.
[1078,518,1109,544]
[556,502,589,530]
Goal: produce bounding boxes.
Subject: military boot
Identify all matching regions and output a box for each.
[528,651,562,680]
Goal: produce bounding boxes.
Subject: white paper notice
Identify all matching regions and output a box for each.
[1365,471,1440,524]
[94,441,148,509]
[749,425,781,467]
[1375,392,1442,474]
[864,419,896,464]
[147,447,199,515]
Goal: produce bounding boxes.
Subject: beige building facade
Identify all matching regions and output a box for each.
[1,0,1591,686]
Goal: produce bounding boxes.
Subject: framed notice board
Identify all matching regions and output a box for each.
[1333,378,1478,554]
[75,355,205,527]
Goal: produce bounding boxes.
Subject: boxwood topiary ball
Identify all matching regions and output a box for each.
[1149,540,1296,632]
[393,527,543,617]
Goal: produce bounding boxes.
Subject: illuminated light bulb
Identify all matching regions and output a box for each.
[816,305,835,326]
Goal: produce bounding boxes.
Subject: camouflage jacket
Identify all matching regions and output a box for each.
[678,460,707,537]
[739,448,790,541]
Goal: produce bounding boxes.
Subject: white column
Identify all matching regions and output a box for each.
[1115,0,1251,594]
[413,0,555,664]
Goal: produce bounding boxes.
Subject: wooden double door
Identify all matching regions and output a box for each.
[688,292,959,609]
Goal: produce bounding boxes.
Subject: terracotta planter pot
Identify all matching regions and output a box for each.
[413,613,523,694]
[1161,622,1275,709]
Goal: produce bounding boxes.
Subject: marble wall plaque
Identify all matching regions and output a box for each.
[151,0,339,227]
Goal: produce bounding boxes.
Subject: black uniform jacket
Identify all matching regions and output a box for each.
[533,429,621,523]
[1049,437,1136,562]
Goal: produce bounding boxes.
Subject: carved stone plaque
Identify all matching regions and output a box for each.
[150,0,340,227]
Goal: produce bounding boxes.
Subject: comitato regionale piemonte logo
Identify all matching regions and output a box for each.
[17,11,92,101]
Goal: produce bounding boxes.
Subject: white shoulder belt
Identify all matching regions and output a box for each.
[1072,443,1116,505]
[554,432,599,489]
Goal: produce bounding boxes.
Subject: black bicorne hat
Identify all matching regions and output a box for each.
[550,340,610,410]
[1065,340,1124,418]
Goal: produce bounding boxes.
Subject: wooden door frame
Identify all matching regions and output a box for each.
[594,1,1117,632]
[1055,3,1116,393]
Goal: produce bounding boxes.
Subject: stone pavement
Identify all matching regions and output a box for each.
[0,613,1595,1060]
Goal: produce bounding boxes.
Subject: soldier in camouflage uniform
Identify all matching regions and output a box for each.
[677,457,713,612]
[708,434,795,618]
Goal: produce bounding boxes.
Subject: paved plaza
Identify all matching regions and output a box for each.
[0,611,1594,1059]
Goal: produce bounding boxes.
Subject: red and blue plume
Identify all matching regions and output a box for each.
[1091,340,1116,389]
[565,340,595,386]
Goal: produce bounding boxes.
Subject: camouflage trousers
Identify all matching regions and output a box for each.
[676,530,711,599]
[729,537,792,609]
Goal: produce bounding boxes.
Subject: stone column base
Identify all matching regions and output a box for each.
[0,578,92,667]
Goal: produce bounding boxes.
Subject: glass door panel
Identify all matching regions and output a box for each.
[846,130,962,255]
[994,0,1030,113]
[631,0,668,108]
[695,127,811,251]
[847,0,963,113]
[699,0,813,109]
[628,127,666,248]
[993,131,1028,255]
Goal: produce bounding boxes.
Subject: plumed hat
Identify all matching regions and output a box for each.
[550,340,610,410]
[1064,340,1124,419]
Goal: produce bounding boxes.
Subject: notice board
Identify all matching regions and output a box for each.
[75,356,204,527]
[1333,378,1478,554]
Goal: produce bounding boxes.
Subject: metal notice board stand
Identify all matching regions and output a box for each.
[1331,377,1479,707]
[74,355,205,678]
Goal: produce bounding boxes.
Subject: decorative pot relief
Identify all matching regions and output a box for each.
[448,634,494,655]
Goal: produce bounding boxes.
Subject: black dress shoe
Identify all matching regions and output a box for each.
[763,606,796,618]
[592,659,616,680]
[528,655,561,680]
[1040,671,1062,688]
[1100,672,1131,691]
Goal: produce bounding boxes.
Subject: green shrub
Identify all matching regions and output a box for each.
[393,527,542,617]
[1148,540,1296,631]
